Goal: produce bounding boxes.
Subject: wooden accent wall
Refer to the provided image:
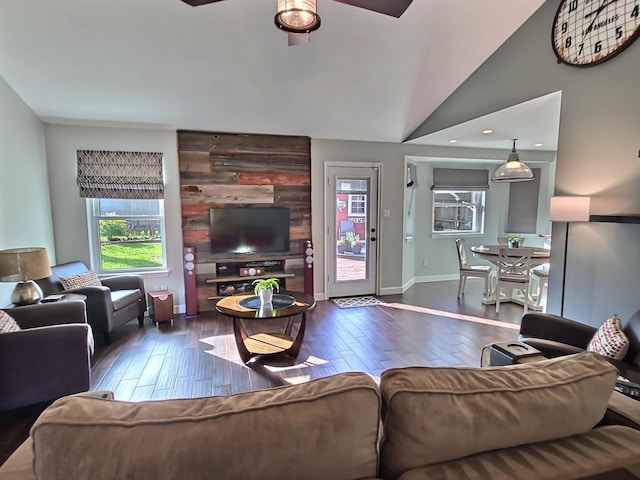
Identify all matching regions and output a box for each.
[178,131,312,312]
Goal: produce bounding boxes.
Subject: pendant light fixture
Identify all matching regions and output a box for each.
[491,139,534,183]
[274,0,321,34]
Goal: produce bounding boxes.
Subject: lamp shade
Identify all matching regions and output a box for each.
[274,0,321,33]
[0,247,52,282]
[549,196,591,222]
[491,139,534,183]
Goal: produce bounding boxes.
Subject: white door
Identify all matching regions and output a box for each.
[327,166,379,298]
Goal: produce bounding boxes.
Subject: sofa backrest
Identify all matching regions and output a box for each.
[378,352,617,480]
[30,371,381,480]
[36,261,89,296]
[624,310,640,368]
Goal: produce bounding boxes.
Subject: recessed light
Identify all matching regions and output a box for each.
[533,143,544,147]
[448,139,458,144]
[482,129,494,134]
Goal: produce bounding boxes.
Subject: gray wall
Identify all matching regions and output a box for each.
[0,75,55,303]
[408,0,640,326]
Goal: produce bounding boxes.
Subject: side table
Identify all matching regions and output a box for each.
[147,290,174,324]
[480,341,545,367]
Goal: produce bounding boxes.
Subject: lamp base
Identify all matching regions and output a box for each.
[11,280,44,306]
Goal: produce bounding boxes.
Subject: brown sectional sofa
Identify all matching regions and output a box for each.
[1,352,639,480]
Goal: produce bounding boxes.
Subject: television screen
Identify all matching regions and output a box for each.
[210,207,290,255]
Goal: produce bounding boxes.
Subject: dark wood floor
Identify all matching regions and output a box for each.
[1,279,524,465]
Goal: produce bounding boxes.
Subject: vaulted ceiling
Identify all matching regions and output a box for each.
[0,0,546,143]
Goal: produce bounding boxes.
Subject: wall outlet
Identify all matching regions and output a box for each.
[159,285,168,291]
[423,258,429,266]
[383,209,391,217]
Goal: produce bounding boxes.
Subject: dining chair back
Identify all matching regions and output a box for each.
[497,236,509,246]
[455,239,493,299]
[496,247,533,314]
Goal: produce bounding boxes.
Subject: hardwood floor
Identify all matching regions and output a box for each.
[1,279,523,465]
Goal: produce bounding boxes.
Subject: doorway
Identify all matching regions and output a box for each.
[326,165,379,298]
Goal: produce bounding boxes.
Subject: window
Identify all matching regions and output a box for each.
[348,194,366,216]
[87,198,167,273]
[76,149,165,273]
[432,190,486,235]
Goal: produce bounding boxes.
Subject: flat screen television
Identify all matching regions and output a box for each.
[209,207,290,255]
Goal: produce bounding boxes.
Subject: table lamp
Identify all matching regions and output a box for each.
[0,247,52,306]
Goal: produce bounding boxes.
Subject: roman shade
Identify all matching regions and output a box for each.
[431,168,489,191]
[76,150,164,199]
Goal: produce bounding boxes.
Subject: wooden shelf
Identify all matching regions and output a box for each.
[206,271,295,284]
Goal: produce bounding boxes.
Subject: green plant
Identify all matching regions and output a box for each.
[252,278,280,295]
[507,234,523,243]
[344,231,357,245]
[337,237,346,246]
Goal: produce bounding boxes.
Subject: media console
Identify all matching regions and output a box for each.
[206,259,295,299]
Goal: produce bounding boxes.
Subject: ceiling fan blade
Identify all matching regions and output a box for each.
[332,0,413,18]
[288,33,310,46]
[180,0,226,6]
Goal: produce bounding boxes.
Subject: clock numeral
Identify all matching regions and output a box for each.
[562,21,568,34]
[616,26,623,40]
[578,43,584,55]
[568,0,579,12]
[594,40,602,53]
[565,36,573,48]
[632,4,639,18]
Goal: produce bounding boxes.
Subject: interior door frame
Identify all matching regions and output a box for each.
[324,161,382,298]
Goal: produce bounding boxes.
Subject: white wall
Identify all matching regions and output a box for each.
[43,125,186,310]
[0,75,55,304]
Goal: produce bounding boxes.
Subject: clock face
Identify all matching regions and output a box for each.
[552,0,640,66]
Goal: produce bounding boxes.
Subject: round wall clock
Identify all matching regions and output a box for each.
[552,0,640,67]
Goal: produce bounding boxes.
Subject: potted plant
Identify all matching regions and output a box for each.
[351,233,362,255]
[252,277,280,306]
[507,235,523,248]
[337,237,347,254]
[344,231,356,252]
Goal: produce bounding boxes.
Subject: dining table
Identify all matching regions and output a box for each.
[469,244,551,311]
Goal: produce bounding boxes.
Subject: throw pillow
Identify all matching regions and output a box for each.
[0,310,21,333]
[587,315,630,360]
[59,270,102,290]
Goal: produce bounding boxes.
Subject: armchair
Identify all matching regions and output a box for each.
[518,311,640,385]
[0,301,92,412]
[36,261,146,344]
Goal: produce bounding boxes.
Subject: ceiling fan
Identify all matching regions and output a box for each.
[180,0,414,46]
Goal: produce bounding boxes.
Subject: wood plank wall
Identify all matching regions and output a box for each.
[178,131,312,312]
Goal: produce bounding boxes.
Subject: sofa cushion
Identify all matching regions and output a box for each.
[397,425,640,480]
[379,352,617,480]
[110,289,142,311]
[587,315,630,360]
[0,310,21,333]
[31,371,381,480]
[58,270,102,290]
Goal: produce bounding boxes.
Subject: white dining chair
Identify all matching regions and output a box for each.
[455,238,493,298]
[496,247,533,313]
[532,266,549,311]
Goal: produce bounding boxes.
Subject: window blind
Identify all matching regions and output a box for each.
[76,150,164,199]
[431,168,489,190]
[506,168,541,234]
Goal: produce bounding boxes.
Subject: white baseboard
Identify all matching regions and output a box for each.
[414,274,459,283]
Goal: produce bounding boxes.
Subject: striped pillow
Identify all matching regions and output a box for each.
[0,310,21,333]
[59,270,102,290]
[587,315,629,360]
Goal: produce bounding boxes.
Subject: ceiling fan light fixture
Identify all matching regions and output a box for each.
[275,0,321,34]
[491,139,534,183]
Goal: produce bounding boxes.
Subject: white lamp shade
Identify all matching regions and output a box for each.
[549,196,591,222]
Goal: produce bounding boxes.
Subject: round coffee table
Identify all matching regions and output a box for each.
[216,290,316,364]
